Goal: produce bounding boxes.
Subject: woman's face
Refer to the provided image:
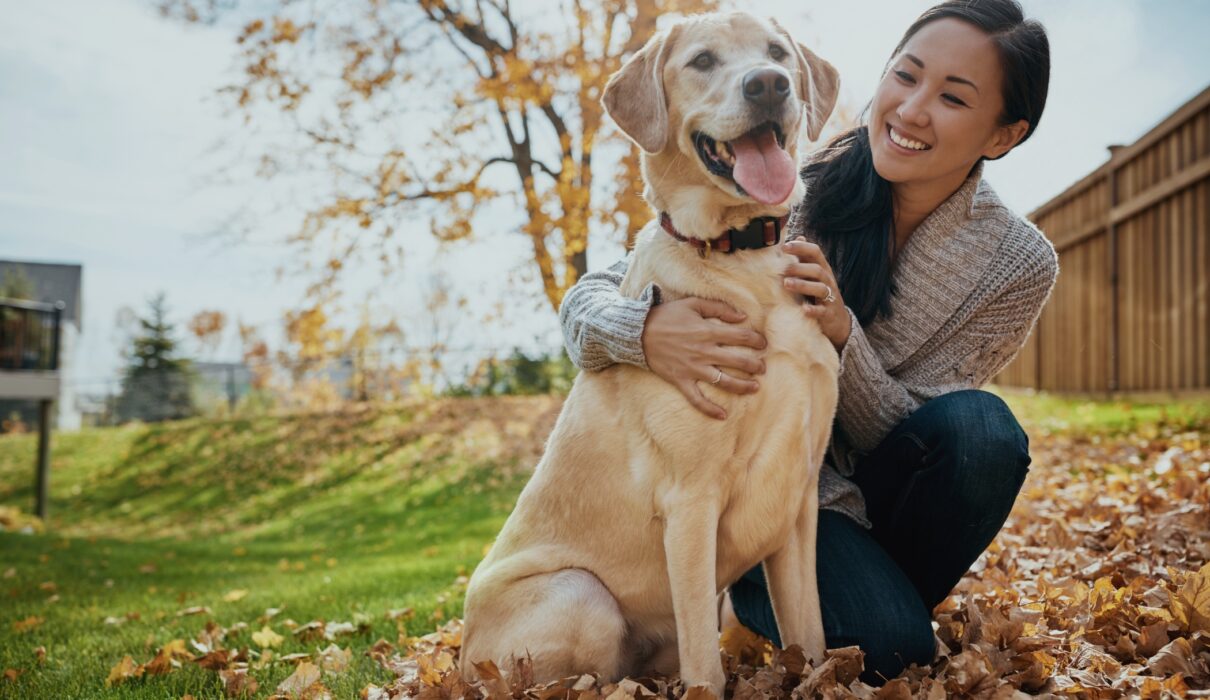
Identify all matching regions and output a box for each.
[869,18,1027,187]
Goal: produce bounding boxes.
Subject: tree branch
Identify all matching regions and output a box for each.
[392,155,514,204]
[419,1,509,58]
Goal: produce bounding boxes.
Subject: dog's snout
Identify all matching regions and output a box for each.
[742,68,791,109]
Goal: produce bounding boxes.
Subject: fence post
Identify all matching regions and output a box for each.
[1108,158,1120,393]
[35,399,52,521]
[50,302,64,370]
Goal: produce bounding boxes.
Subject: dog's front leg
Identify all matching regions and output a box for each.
[763,485,826,663]
[661,490,726,697]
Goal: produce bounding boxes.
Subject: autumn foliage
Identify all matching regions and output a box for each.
[160,0,722,313]
[359,418,1210,698]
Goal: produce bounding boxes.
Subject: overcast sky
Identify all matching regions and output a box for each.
[2,0,1208,394]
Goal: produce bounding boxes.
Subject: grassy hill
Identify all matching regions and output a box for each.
[0,396,561,699]
[1,391,1207,698]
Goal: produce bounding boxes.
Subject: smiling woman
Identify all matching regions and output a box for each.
[802,5,1050,327]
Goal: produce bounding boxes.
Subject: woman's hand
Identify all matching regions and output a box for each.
[641,297,767,421]
[782,238,852,352]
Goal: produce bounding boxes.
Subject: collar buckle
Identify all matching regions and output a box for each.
[662,211,788,256]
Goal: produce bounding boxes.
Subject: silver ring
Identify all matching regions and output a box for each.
[824,287,836,304]
[711,368,723,385]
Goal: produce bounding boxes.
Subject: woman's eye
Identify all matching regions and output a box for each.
[894,70,915,84]
[942,94,968,107]
[769,44,787,61]
[691,52,716,70]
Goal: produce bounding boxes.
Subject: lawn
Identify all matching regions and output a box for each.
[0,390,1207,698]
[0,396,561,698]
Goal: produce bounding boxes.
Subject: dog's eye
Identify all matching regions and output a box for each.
[690,51,716,70]
[769,44,787,61]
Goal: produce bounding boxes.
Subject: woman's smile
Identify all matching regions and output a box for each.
[886,124,933,153]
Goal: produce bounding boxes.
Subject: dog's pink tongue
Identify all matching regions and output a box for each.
[730,127,796,205]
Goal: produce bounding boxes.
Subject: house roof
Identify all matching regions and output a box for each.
[0,260,83,330]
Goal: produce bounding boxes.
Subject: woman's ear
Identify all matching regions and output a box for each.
[602,27,676,154]
[984,119,1029,160]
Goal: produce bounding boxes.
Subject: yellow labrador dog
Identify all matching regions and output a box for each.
[462,12,840,696]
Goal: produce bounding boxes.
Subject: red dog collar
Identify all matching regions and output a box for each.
[660,212,789,257]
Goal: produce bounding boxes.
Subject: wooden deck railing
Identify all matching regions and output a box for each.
[0,297,63,372]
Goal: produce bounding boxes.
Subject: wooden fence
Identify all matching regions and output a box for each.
[995,85,1210,396]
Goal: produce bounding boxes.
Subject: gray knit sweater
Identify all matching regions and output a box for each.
[558,165,1059,526]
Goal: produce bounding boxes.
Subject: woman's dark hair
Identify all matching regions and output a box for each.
[804,0,1050,325]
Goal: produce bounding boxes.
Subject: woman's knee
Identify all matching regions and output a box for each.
[919,390,1030,490]
[920,389,1026,446]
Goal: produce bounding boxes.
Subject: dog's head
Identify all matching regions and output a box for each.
[603,13,839,209]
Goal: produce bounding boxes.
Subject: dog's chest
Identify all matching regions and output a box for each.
[714,371,819,575]
[618,222,837,583]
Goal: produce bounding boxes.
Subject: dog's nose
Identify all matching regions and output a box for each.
[742,68,791,109]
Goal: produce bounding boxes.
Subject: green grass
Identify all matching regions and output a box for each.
[993,387,1210,437]
[0,390,1206,698]
[0,397,560,699]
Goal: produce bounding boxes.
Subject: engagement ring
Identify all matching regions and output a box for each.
[824,288,836,304]
[711,369,723,385]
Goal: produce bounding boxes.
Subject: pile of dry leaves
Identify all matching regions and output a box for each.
[356,425,1210,699]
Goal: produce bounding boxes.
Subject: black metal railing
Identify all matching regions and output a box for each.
[0,298,63,371]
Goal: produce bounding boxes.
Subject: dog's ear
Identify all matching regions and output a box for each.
[771,20,840,142]
[602,27,675,154]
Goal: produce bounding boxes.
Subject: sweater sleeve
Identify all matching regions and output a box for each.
[834,252,1058,452]
[558,253,662,371]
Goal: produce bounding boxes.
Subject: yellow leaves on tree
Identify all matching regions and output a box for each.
[161,0,721,315]
[284,306,342,367]
[238,322,272,390]
[187,310,226,356]
[272,294,415,404]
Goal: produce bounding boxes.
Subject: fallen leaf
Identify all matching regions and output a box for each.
[294,621,326,642]
[324,621,356,639]
[176,606,212,617]
[253,626,284,649]
[12,616,43,633]
[219,667,258,697]
[317,644,352,673]
[105,655,144,686]
[1170,562,1210,634]
[276,660,323,695]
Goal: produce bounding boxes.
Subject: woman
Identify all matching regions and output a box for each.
[559,0,1057,685]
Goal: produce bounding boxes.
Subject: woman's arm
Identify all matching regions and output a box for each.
[558,254,656,371]
[834,256,1057,452]
[558,253,769,419]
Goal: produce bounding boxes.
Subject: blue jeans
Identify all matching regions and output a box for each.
[728,390,1031,684]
